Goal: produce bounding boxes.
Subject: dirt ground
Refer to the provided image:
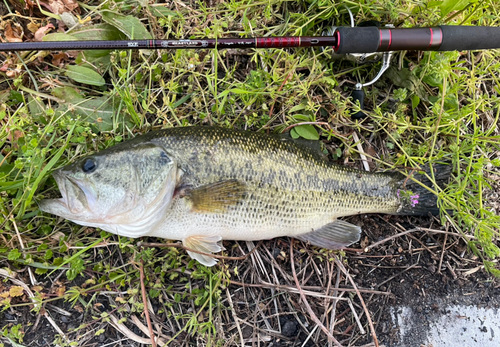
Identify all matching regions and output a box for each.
[2,212,498,347]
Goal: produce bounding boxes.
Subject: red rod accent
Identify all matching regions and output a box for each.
[428,28,434,50]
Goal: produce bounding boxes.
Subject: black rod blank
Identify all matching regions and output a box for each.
[1,26,499,53]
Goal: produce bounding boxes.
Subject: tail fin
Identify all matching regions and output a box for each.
[395,163,451,216]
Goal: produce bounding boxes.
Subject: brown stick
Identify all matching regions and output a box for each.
[268,72,293,119]
[334,256,379,347]
[139,259,157,347]
[290,241,344,347]
[438,231,448,275]
[228,280,391,295]
[365,227,475,252]
[364,228,420,251]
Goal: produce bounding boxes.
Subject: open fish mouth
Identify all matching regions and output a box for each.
[52,170,69,204]
[39,170,92,217]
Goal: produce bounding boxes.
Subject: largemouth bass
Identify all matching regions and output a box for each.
[40,126,445,266]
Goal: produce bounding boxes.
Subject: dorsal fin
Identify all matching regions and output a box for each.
[276,132,327,160]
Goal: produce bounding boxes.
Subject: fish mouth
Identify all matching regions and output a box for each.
[39,170,92,218]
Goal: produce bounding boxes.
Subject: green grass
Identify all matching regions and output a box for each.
[1,0,500,345]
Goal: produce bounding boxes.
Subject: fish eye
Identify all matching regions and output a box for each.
[82,158,97,173]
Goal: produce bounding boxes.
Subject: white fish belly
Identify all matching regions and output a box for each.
[147,198,335,241]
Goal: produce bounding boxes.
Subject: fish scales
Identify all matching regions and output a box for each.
[134,127,399,239]
[40,126,444,266]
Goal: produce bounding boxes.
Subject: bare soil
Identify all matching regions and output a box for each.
[2,213,498,347]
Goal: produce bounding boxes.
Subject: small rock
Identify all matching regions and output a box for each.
[282,320,297,337]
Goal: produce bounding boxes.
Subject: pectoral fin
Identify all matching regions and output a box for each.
[295,220,361,249]
[183,235,224,267]
[186,180,246,213]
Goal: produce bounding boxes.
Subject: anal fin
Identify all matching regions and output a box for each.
[183,235,224,267]
[295,220,361,250]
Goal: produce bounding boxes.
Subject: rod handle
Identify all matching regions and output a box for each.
[334,26,500,54]
[438,26,500,51]
[351,89,367,119]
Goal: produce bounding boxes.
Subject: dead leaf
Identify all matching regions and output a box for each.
[0,61,11,72]
[47,0,79,15]
[0,298,11,306]
[74,304,84,313]
[32,285,44,292]
[62,0,79,11]
[34,23,55,41]
[360,236,369,249]
[51,52,67,66]
[6,67,23,78]
[50,231,65,241]
[4,22,23,43]
[83,278,96,287]
[24,0,36,11]
[6,129,24,147]
[56,286,66,297]
[9,286,24,297]
[27,22,39,33]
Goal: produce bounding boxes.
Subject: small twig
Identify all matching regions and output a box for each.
[364,226,476,252]
[137,240,262,261]
[334,256,379,347]
[109,314,155,345]
[130,315,169,345]
[364,228,420,251]
[9,217,36,285]
[226,288,245,347]
[419,227,476,238]
[139,259,157,347]
[329,266,342,344]
[375,263,419,288]
[268,72,293,119]
[229,280,391,295]
[406,234,437,258]
[0,151,12,167]
[347,298,366,335]
[301,325,319,347]
[352,131,370,172]
[446,261,458,279]
[290,241,344,347]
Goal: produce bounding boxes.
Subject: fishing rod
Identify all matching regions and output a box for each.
[1,26,500,53]
[2,25,500,118]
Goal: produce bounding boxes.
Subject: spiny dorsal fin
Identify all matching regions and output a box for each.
[277,132,326,160]
[295,219,361,249]
[186,179,246,213]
